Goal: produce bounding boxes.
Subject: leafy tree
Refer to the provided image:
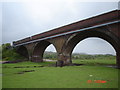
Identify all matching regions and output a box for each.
[2,43,26,61]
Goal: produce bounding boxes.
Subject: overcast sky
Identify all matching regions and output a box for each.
[1,0,119,55]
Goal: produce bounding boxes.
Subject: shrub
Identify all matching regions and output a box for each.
[2,43,26,61]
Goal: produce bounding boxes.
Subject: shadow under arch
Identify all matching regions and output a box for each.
[16,45,29,59]
[63,29,120,67]
[32,40,57,62]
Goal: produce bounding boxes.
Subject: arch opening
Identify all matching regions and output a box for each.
[43,44,57,62]
[32,40,57,63]
[73,37,116,55]
[72,37,116,66]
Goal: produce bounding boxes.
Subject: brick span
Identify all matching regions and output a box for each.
[13,10,120,45]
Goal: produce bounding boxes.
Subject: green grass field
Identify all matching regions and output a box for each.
[2,59,119,88]
[72,59,116,65]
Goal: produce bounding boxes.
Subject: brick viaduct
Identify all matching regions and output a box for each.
[13,10,120,68]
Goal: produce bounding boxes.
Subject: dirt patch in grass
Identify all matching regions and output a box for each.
[48,63,84,67]
[2,65,44,68]
[14,65,44,68]
[16,70,35,74]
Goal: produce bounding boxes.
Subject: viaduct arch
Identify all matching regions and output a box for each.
[13,10,120,68]
[32,40,57,62]
[61,28,119,66]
